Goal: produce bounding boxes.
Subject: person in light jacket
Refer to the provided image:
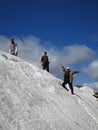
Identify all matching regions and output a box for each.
[9,37,18,56]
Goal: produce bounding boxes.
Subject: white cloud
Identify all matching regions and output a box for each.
[62,44,94,64]
[82,60,98,79]
[0,35,94,78]
[84,82,98,91]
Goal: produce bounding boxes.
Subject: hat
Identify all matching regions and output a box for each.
[66,67,70,70]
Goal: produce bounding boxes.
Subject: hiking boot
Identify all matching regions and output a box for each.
[65,87,69,91]
[71,92,74,95]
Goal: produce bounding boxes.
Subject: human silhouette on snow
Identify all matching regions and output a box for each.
[9,37,18,56]
[61,65,80,94]
[41,51,49,72]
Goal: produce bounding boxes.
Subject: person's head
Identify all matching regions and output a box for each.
[10,37,14,44]
[44,51,47,55]
[66,67,70,71]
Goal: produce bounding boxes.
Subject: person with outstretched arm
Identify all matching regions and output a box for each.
[61,65,80,94]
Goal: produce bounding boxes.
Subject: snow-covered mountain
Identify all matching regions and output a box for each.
[0,51,98,130]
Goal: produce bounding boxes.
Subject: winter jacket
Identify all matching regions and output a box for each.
[62,66,79,83]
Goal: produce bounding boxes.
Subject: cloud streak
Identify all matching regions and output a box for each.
[62,44,94,65]
[82,59,98,80]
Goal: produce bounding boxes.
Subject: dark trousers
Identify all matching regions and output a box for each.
[62,81,74,94]
[43,62,49,72]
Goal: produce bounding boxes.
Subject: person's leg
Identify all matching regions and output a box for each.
[47,68,49,72]
[43,66,45,70]
[15,52,18,56]
[68,82,74,94]
[43,62,45,70]
[46,63,49,72]
[11,52,15,55]
[62,82,69,91]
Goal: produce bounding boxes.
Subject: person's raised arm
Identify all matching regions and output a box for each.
[61,65,67,72]
[72,70,80,75]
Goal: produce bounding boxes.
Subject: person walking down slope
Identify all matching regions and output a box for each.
[9,37,18,56]
[61,65,80,94]
[41,51,49,72]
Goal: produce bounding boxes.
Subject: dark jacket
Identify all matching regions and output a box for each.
[41,55,49,63]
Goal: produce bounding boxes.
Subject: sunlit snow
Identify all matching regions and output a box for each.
[0,51,98,130]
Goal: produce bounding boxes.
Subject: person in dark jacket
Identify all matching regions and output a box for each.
[41,51,49,72]
[61,66,80,94]
[9,37,18,56]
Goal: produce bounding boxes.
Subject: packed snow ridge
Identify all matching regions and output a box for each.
[0,51,98,130]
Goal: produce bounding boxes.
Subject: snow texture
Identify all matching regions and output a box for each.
[0,51,98,130]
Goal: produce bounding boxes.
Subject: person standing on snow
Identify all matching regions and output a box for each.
[9,37,18,56]
[41,51,49,72]
[61,65,80,94]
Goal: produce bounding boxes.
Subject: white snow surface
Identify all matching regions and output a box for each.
[0,51,98,130]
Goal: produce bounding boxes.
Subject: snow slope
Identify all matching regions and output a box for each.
[0,51,98,130]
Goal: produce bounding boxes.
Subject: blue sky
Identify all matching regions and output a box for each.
[0,0,98,90]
